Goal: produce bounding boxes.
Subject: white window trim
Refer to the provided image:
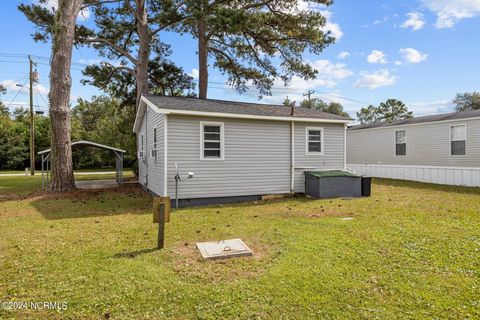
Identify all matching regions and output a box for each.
[200,121,225,161]
[139,133,145,159]
[151,126,158,159]
[394,129,407,156]
[450,124,467,157]
[305,127,324,156]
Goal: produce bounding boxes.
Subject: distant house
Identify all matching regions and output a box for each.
[347,110,480,187]
[133,95,350,206]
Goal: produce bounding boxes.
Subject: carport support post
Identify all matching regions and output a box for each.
[114,151,123,184]
[41,154,44,189]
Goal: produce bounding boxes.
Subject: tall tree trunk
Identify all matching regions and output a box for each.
[198,18,208,100]
[136,0,150,107]
[48,0,83,192]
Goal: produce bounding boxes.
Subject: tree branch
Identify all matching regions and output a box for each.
[80,38,138,65]
[100,62,135,88]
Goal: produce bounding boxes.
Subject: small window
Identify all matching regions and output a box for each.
[451,124,466,156]
[201,122,224,160]
[306,127,324,155]
[395,130,406,156]
[151,127,158,158]
[139,133,145,159]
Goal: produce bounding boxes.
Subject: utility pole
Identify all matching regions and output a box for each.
[29,56,38,176]
[303,90,315,102]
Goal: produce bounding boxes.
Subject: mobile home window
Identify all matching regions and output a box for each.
[151,127,158,158]
[451,124,466,156]
[201,122,224,160]
[395,130,406,156]
[306,127,324,155]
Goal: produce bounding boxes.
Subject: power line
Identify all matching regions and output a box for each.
[6,78,29,109]
[34,86,50,107]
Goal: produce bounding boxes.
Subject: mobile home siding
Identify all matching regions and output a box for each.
[165,115,346,199]
[166,115,291,199]
[294,123,346,192]
[347,118,480,167]
[137,107,165,196]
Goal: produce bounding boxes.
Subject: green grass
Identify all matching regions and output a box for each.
[0,171,134,196]
[0,178,479,319]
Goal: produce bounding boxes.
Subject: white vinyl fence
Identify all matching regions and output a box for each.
[348,164,480,187]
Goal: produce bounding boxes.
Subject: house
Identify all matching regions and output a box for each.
[133,95,351,207]
[347,110,480,187]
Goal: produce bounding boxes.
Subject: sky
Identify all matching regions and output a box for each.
[0,0,479,119]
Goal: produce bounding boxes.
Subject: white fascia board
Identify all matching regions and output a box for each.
[132,99,146,133]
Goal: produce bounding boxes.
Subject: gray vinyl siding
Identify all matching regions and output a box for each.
[347,118,480,167]
[166,115,291,199]
[137,107,165,195]
[165,115,346,199]
[294,123,346,192]
[137,113,147,185]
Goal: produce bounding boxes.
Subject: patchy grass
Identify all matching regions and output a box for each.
[0,178,479,319]
[0,171,134,196]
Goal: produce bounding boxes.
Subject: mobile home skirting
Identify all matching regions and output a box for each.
[348,164,480,187]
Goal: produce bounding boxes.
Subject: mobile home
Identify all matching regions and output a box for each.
[133,95,351,206]
[347,110,480,187]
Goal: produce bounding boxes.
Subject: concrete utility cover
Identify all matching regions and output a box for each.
[196,238,253,260]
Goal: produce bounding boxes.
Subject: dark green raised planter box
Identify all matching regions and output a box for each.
[305,170,363,199]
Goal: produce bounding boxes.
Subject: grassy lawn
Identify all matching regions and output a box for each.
[0,171,134,196]
[0,178,479,319]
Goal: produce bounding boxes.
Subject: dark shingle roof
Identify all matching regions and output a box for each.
[144,95,351,121]
[348,109,480,131]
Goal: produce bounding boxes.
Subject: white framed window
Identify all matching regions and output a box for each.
[151,127,158,159]
[138,133,145,159]
[200,121,224,160]
[306,127,324,155]
[450,124,466,156]
[395,130,406,156]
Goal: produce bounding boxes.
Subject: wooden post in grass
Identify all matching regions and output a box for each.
[153,197,171,249]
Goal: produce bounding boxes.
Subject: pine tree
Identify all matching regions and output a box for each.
[176,0,335,99]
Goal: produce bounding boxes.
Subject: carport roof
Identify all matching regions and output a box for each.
[38,140,126,155]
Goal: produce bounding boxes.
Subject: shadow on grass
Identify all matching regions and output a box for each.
[373,177,480,195]
[29,185,153,220]
[112,247,159,258]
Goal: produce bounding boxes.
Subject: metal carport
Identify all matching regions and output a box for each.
[38,140,126,189]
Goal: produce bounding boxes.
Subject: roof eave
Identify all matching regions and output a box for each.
[143,97,350,124]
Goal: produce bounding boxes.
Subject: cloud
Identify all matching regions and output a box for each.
[78,58,103,65]
[189,68,199,80]
[310,59,353,80]
[353,69,397,89]
[401,12,425,31]
[1,79,49,97]
[407,100,454,115]
[227,59,353,103]
[320,10,344,40]
[400,48,428,64]
[422,0,480,28]
[337,51,350,59]
[35,0,90,21]
[367,50,388,64]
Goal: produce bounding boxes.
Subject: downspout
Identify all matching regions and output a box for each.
[290,121,295,194]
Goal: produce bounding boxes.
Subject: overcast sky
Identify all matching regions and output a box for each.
[1,0,479,118]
